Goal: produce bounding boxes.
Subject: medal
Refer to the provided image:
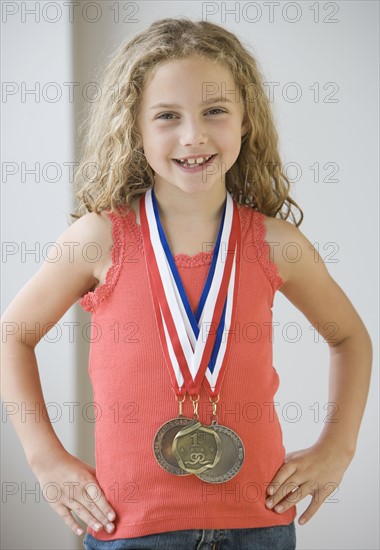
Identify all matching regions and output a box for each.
[195,423,245,483]
[153,395,196,476]
[172,421,222,475]
[140,187,245,482]
[174,394,245,482]
[153,416,197,476]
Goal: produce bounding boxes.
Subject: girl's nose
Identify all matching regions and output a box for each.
[178,118,208,146]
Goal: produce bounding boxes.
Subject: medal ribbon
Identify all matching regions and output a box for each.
[140,187,241,398]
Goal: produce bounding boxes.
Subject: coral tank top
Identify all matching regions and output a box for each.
[78,200,297,539]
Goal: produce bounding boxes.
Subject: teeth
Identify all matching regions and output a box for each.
[176,155,213,166]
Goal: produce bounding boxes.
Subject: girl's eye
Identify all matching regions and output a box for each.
[207,108,226,115]
[157,112,176,120]
[156,109,226,120]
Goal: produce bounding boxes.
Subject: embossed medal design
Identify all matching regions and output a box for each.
[195,424,245,483]
[153,416,197,476]
[172,421,222,475]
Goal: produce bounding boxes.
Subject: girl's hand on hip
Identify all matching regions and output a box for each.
[29,449,116,536]
[265,442,354,526]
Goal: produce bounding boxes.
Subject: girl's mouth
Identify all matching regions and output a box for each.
[173,154,217,172]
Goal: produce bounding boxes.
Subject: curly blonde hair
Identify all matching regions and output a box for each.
[71,17,303,226]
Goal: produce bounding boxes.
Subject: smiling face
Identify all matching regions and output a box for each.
[136,56,250,197]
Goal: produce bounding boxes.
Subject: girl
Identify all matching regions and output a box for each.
[1,17,372,550]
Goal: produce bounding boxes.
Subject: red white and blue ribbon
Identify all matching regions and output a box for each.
[140,187,241,398]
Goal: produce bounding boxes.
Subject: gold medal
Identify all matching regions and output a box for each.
[153,395,198,476]
[153,416,198,476]
[195,423,245,483]
[172,421,222,475]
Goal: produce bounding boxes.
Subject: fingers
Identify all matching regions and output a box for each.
[266,483,302,514]
[86,482,116,523]
[55,504,86,536]
[268,486,324,526]
[266,445,346,526]
[266,461,298,501]
[49,479,116,537]
[70,497,114,534]
[265,462,304,516]
[268,461,298,493]
[77,482,116,532]
[298,490,324,525]
[266,476,337,526]
[266,480,301,509]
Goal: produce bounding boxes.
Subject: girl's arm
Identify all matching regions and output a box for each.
[263,216,372,524]
[0,211,116,536]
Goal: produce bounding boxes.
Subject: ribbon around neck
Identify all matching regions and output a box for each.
[140,187,241,398]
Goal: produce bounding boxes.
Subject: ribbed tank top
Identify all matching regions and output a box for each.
[78,202,297,539]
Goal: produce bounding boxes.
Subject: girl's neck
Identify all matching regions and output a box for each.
[153,182,227,226]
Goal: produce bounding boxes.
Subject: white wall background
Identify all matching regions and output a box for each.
[1,3,78,549]
[1,1,378,549]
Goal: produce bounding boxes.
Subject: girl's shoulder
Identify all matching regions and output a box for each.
[73,209,113,245]
[260,211,296,247]
[259,212,334,304]
[73,209,123,292]
[256,212,313,290]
